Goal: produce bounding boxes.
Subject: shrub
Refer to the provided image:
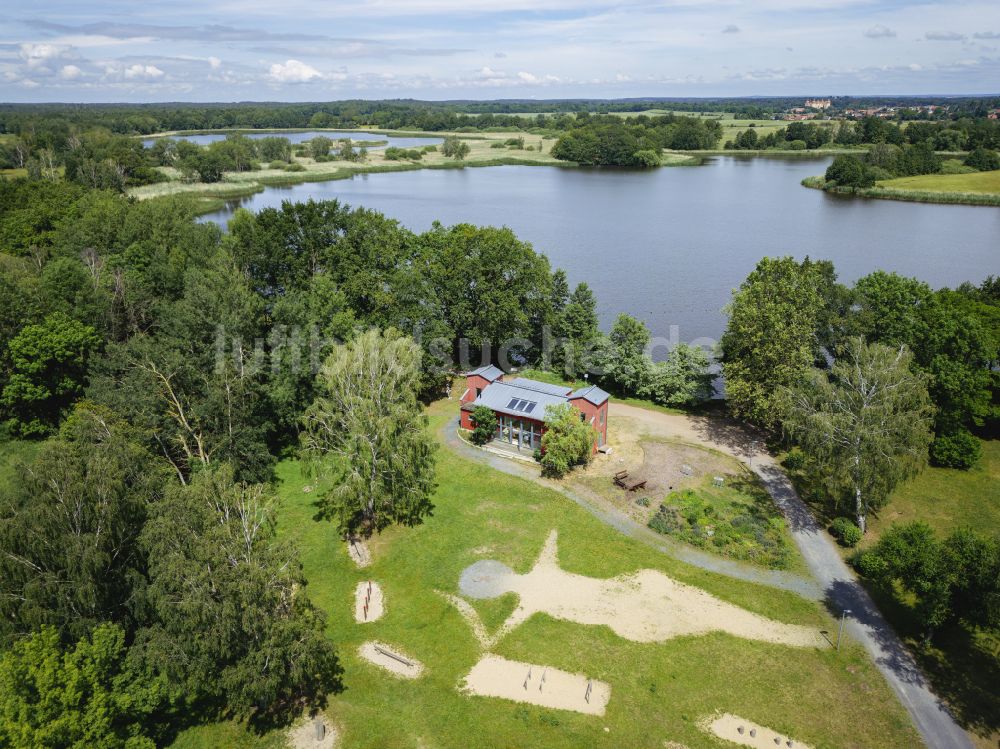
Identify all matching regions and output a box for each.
[268,160,286,169]
[422,144,438,152]
[540,403,595,478]
[787,139,807,151]
[782,447,806,471]
[285,162,306,172]
[632,149,662,167]
[964,147,1000,172]
[825,154,875,188]
[636,496,650,507]
[490,142,505,149]
[930,429,981,469]
[830,517,862,547]
[470,406,498,446]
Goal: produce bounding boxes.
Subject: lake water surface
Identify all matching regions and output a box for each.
[201,157,999,344]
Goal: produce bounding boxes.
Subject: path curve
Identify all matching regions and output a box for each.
[613,403,973,749]
[440,415,821,599]
[441,401,971,748]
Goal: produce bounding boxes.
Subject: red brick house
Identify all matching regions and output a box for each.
[459,365,609,454]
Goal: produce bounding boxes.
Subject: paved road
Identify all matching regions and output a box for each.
[443,401,973,748]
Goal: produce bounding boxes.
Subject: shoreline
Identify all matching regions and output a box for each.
[801,175,1000,207]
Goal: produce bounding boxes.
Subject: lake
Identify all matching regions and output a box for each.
[143,130,443,149]
[200,156,999,345]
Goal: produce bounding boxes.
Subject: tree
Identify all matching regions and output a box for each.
[441,137,470,160]
[857,522,953,638]
[0,624,162,749]
[136,465,341,721]
[824,155,875,188]
[0,404,165,642]
[643,343,714,406]
[781,338,934,534]
[301,328,436,535]
[720,257,827,429]
[309,136,333,159]
[601,314,651,395]
[470,405,498,446]
[555,282,601,377]
[1,312,101,436]
[540,403,596,478]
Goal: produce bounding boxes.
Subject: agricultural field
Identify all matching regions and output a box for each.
[174,398,918,749]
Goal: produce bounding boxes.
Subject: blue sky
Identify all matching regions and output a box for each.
[2,0,999,102]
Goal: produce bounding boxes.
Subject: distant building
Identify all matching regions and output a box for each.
[459,365,609,454]
[805,98,832,110]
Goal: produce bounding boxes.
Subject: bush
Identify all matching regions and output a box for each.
[285,162,306,172]
[830,517,862,547]
[540,403,595,478]
[787,139,807,151]
[470,406,498,446]
[268,160,287,169]
[490,142,505,149]
[781,447,806,471]
[825,154,875,188]
[964,147,1000,172]
[930,430,981,469]
[632,149,662,167]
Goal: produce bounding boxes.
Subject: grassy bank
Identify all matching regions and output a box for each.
[174,397,918,748]
[802,173,1000,207]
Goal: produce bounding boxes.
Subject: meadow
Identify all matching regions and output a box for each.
[171,398,918,748]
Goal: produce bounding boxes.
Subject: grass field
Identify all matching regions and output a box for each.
[878,169,1000,195]
[846,439,1000,748]
[174,397,919,748]
[802,174,1000,207]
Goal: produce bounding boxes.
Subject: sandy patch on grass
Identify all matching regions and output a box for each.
[347,537,371,568]
[358,641,424,679]
[287,716,338,749]
[702,713,813,749]
[354,581,384,623]
[449,530,825,649]
[461,654,611,715]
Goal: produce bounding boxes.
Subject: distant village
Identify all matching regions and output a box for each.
[779,98,961,121]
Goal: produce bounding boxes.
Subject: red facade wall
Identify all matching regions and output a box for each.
[569,397,608,453]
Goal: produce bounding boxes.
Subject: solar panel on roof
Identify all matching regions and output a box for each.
[506,398,520,409]
[523,402,536,414]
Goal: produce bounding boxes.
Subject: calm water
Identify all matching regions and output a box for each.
[201,157,999,344]
[142,131,442,149]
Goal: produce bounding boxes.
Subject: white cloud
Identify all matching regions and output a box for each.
[208,56,222,69]
[925,31,966,41]
[59,64,82,79]
[517,70,538,82]
[863,24,896,39]
[124,64,165,79]
[19,43,72,68]
[267,58,322,82]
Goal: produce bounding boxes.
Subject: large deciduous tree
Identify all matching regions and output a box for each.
[135,465,340,721]
[781,337,934,534]
[301,328,436,535]
[540,402,596,478]
[721,257,827,429]
[0,404,166,642]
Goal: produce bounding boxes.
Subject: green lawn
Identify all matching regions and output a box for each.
[878,169,1000,195]
[866,439,1000,542]
[179,398,918,748]
[860,439,1000,748]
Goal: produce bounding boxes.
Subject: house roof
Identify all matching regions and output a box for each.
[466,364,505,383]
[506,377,573,397]
[569,384,610,406]
[472,380,570,421]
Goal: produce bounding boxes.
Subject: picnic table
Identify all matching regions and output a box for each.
[613,469,647,492]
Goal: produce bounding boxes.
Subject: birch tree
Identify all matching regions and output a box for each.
[301,328,436,535]
[781,337,933,534]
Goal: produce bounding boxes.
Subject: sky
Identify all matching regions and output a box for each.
[2,0,999,102]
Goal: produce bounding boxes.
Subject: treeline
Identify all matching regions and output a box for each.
[721,258,998,515]
[727,115,1000,152]
[4,97,999,136]
[550,113,722,166]
[824,142,1000,189]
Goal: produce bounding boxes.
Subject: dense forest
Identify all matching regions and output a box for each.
[2,96,999,136]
